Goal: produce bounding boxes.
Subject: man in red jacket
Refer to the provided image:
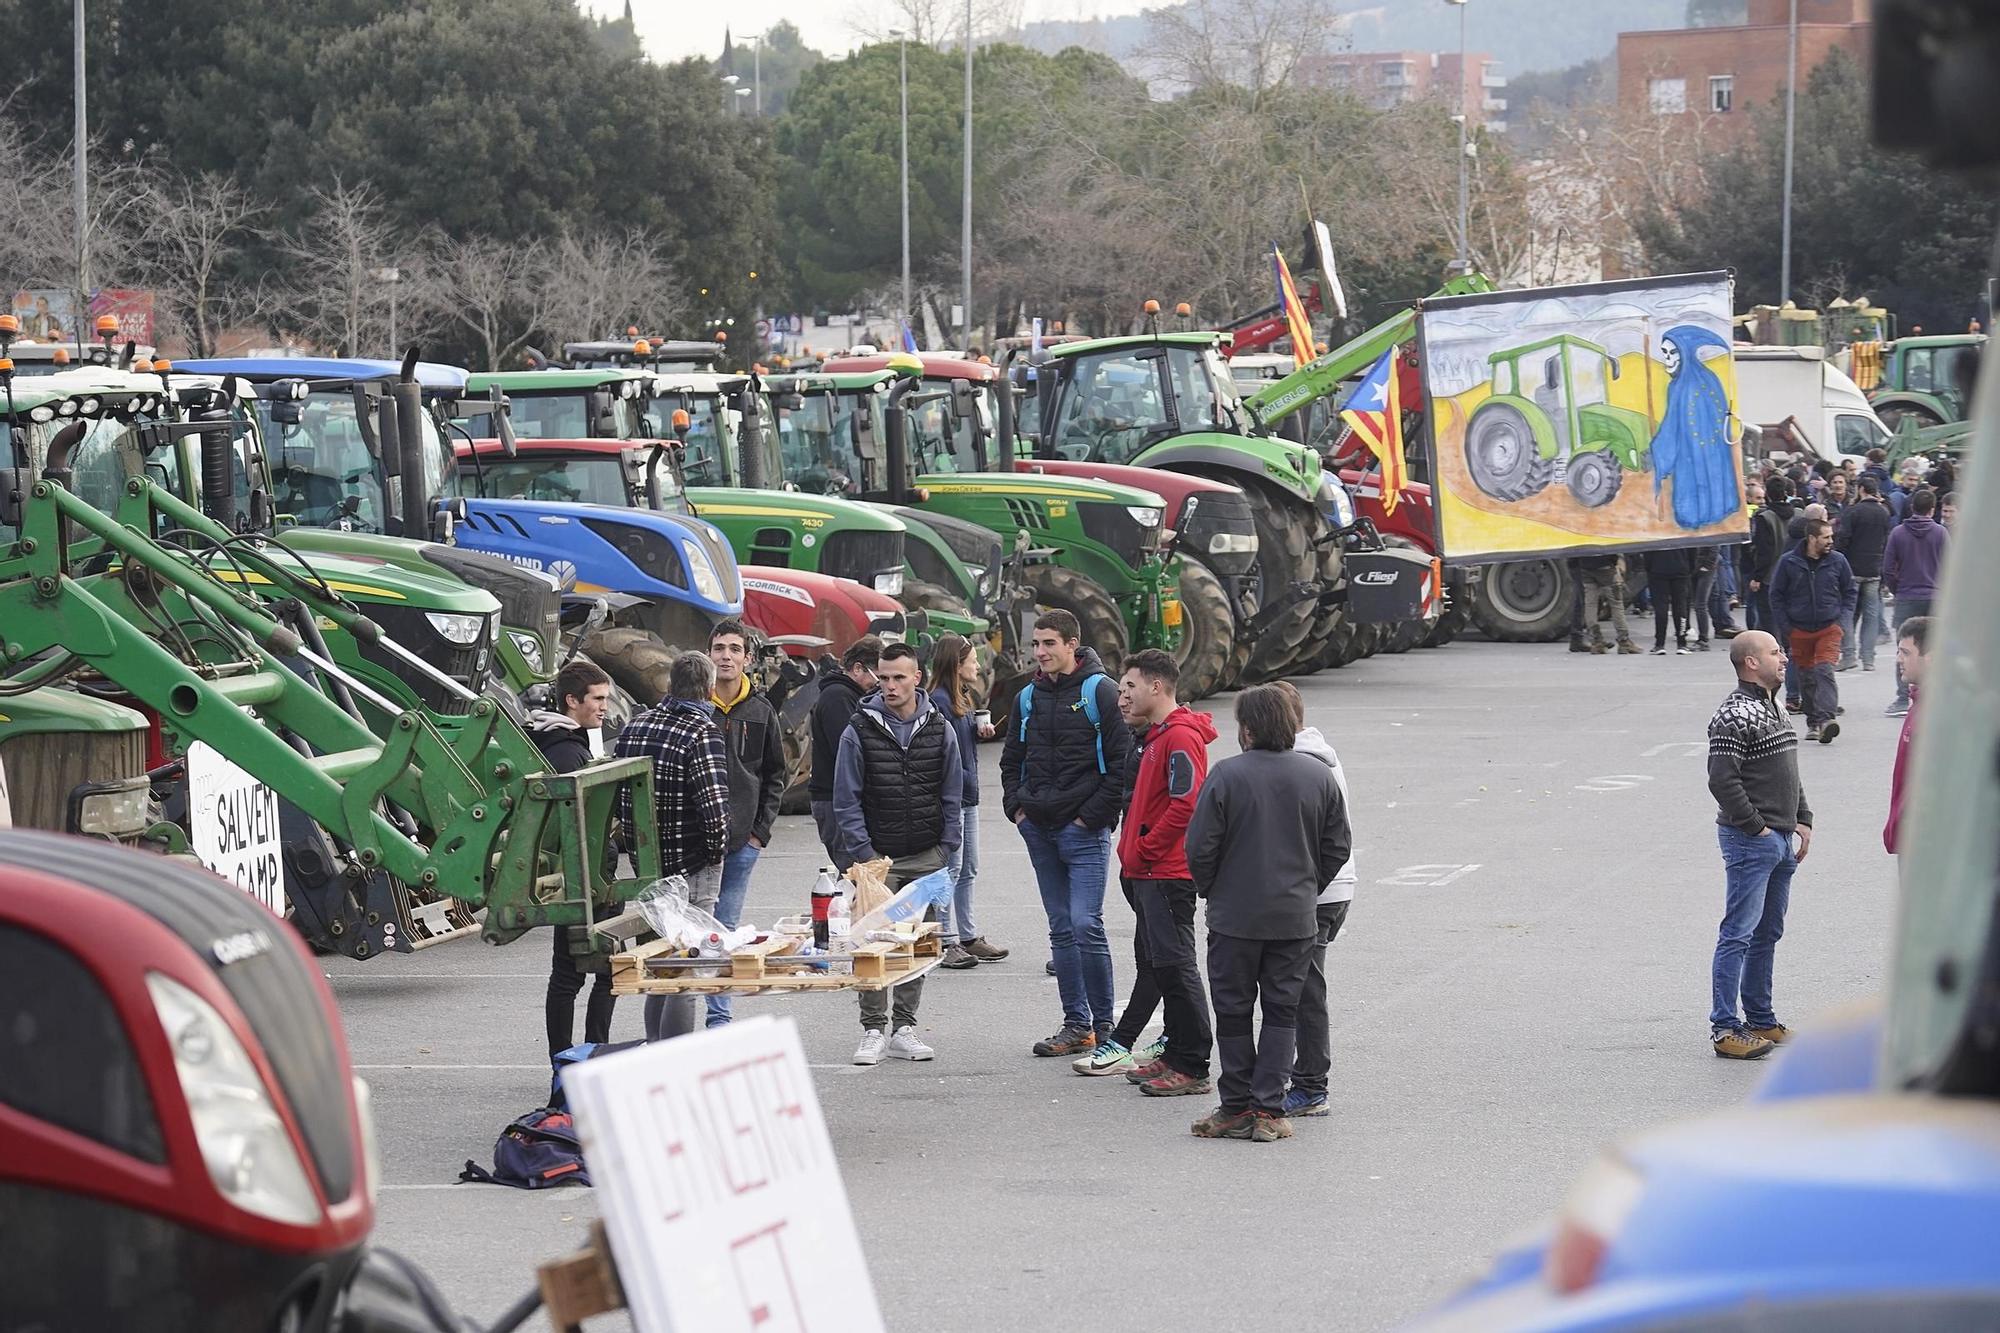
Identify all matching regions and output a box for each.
[1884,616,1934,854]
[1079,649,1218,1095]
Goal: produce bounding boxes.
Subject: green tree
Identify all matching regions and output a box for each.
[725,22,822,119]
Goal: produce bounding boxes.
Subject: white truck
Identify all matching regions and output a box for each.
[1732,345,1892,465]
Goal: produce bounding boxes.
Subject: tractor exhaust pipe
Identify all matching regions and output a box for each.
[885,375,917,503]
[736,383,766,489]
[394,349,429,539]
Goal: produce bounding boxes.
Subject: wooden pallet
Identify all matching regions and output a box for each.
[607,922,943,996]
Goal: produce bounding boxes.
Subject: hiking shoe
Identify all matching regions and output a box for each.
[940,945,980,970]
[887,1026,935,1061]
[1044,959,1056,976]
[1251,1112,1295,1142]
[1711,1028,1775,1060]
[1033,1026,1096,1057]
[1804,726,1821,742]
[962,937,1010,962]
[1190,1107,1257,1139]
[1885,700,1910,717]
[1139,1069,1212,1097]
[1124,1058,1169,1084]
[1747,1023,1793,1046]
[1282,1088,1330,1117]
[1616,640,1641,655]
[1816,721,1839,744]
[1569,639,1589,653]
[1073,1039,1132,1075]
[1589,641,1608,655]
[854,1029,888,1066]
[1134,1034,1168,1064]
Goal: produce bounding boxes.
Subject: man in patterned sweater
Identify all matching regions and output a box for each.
[1705,630,1814,1060]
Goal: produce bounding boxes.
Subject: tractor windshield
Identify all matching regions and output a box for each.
[458,450,689,513]
[260,391,450,532]
[673,395,733,486]
[773,391,873,496]
[906,390,984,473]
[1570,352,1609,409]
[1048,345,1227,464]
[459,391,641,442]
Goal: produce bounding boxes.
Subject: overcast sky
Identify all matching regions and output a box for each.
[591,0,1159,62]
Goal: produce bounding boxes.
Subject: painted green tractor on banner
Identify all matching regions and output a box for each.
[1463,334,1652,509]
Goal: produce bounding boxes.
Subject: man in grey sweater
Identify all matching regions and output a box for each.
[1185,685,1352,1143]
[1706,630,1813,1060]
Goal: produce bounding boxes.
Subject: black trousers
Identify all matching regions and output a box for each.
[1653,575,1692,648]
[1110,877,1212,1078]
[547,925,617,1061]
[1207,930,1315,1114]
[1289,901,1351,1096]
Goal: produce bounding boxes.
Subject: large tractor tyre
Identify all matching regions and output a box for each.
[1472,559,1575,643]
[1316,617,1359,669]
[1171,558,1233,701]
[1382,617,1428,654]
[1876,403,1944,432]
[989,565,1128,736]
[585,626,679,706]
[1464,402,1555,502]
[900,578,969,618]
[1420,595,1474,649]
[1565,450,1624,508]
[1233,482,1320,680]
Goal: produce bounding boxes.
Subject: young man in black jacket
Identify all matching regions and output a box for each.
[1746,475,1796,634]
[529,658,616,1062]
[1834,477,1892,672]
[706,618,788,1029]
[1001,610,1135,1059]
[1185,685,1351,1143]
[807,636,882,862]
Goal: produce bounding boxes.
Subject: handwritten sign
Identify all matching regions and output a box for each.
[562,1016,885,1333]
[185,741,284,913]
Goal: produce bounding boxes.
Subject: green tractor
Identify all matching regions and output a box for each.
[1461,334,1652,509]
[1867,333,1985,429]
[766,358,1184,692]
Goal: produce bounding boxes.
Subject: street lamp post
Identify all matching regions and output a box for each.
[1780,0,1799,304]
[72,0,88,358]
[893,30,911,342]
[721,72,740,115]
[372,267,402,353]
[1445,0,1470,273]
[962,0,974,350]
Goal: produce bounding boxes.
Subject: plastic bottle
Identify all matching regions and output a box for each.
[827,890,851,951]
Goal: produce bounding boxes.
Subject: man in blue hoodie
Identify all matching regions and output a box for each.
[1882,487,1950,717]
[1769,518,1857,743]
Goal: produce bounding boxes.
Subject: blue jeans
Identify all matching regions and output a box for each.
[1020,819,1114,1033]
[1710,825,1797,1034]
[705,843,762,1027]
[1843,579,1881,668]
[941,814,981,945]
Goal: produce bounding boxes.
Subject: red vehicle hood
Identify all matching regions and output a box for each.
[739,564,903,657]
[1013,458,1239,526]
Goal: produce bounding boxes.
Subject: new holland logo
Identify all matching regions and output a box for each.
[1354,570,1400,586]
[548,559,579,591]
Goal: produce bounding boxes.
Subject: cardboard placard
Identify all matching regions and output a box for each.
[185,740,284,912]
[562,1017,885,1333]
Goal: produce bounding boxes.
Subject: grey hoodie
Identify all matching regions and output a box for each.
[1293,727,1357,904]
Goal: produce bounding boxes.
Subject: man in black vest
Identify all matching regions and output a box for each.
[832,642,963,1065]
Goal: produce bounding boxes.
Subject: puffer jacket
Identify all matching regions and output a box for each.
[999,647,1134,831]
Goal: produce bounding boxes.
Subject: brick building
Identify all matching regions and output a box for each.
[1617,0,1870,127]
[1295,50,1508,131]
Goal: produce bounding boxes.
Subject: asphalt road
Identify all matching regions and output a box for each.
[329,633,1904,1331]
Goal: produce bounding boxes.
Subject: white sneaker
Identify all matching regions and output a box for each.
[854,1029,888,1065]
[887,1026,935,1061]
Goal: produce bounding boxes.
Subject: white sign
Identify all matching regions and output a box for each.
[563,1017,885,1333]
[186,741,284,913]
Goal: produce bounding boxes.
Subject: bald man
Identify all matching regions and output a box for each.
[1704,631,1814,1060]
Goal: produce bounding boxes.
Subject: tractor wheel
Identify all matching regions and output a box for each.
[1352,622,1385,659]
[1877,403,1943,431]
[1316,616,1359,669]
[1464,402,1555,501]
[1234,481,1319,681]
[1171,558,1233,701]
[1023,564,1127,667]
[1420,591,1474,648]
[1382,617,1427,654]
[1471,559,1574,643]
[900,578,969,618]
[585,626,679,706]
[1565,450,1624,508]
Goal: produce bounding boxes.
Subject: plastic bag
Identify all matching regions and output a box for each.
[636,876,728,951]
[849,868,957,944]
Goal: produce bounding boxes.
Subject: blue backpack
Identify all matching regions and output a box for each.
[1016,672,1111,775]
[547,1039,643,1111]
[458,1108,590,1190]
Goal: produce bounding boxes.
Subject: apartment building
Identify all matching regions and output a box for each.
[1618,0,1869,126]
[1295,50,1509,131]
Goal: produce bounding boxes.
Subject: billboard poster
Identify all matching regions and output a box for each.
[1416,271,1748,564]
[7,288,156,346]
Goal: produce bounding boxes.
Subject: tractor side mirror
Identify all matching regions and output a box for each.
[1544,357,1561,390]
[950,378,979,420]
[1608,360,1621,380]
[376,396,403,473]
[0,466,28,528]
[492,387,518,459]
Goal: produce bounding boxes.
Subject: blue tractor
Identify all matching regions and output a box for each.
[177,356,746,705]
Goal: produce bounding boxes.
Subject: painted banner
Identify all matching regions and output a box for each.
[1416,271,1748,563]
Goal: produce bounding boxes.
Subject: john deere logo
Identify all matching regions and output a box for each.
[549,559,579,590]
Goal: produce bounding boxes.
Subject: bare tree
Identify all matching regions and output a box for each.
[1536,89,1719,279]
[1142,0,1344,104]
[131,170,271,357]
[0,117,152,340]
[275,180,410,356]
[847,0,1022,47]
[540,227,685,344]
[423,233,557,372]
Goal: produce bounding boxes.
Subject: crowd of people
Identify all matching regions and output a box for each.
[528,612,1354,1144]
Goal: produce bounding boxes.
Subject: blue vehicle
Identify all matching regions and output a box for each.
[179,356,745,703]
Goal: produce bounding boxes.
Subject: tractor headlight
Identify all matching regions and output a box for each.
[1126,506,1163,527]
[71,777,150,839]
[1207,532,1258,555]
[425,611,486,646]
[873,569,905,597]
[681,540,727,603]
[146,972,322,1226]
[1319,472,1356,529]
[56,399,78,417]
[507,630,545,674]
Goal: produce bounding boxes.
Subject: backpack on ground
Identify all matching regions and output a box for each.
[547,1039,643,1111]
[458,1108,590,1190]
[1017,672,1110,774]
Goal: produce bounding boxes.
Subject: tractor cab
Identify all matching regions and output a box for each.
[1037,332,1244,465]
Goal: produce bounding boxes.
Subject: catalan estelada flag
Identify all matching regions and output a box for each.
[1271,244,1316,372]
[1340,348,1407,514]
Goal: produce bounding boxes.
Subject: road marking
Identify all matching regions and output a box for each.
[356,1061,861,1071]
[1575,774,1655,792]
[328,973,548,980]
[1640,741,1705,758]
[1377,863,1481,887]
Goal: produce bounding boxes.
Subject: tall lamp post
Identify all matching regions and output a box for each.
[893,30,911,342]
[961,0,974,350]
[1780,0,1799,304]
[73,0,88,359]
[1445,0,1470,273]
[751,28,768,114]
